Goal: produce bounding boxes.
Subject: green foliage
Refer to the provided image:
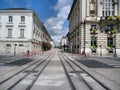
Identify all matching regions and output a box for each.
[107,44,113,51]
[90,44,96,51]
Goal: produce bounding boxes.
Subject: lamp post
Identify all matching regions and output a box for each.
[113,33,117,57]
[99,45,102,57]
[83,22,86,54]
[14,44,17,56]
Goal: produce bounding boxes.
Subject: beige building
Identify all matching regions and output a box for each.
[68,0,120,56]
[0,8,52,55]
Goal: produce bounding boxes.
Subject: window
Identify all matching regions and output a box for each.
[107,37,113,46]
[91,36,97,46]
[9,16,13,22]
[19,44,23,46]
[102,0,114,16]
[107,37,113,53]
[90,25,96,31]
[8,29,12,38]
[20,29,24,38]
[91,25,96,29]
[21,16,25,22]
[6,44,11,53]
[107,25,113,30]
[106,25,113,33]
[91,36,97,52]
[19,44,24,50]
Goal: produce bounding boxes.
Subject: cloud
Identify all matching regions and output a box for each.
[45,0,73,45]
[54,0,72,10]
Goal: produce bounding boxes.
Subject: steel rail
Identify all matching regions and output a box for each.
[63,53,112,90]
[61,53,93,90]
[26,55,54,90]
[0,53,51,85]
[59,53,76,90]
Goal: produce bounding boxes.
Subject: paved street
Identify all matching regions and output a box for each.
[0,49,120,90]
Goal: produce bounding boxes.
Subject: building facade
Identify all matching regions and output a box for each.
[60,36,68,51]
[0,8,52,55]
[68,0,120,56]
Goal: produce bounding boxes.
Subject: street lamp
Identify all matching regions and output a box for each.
[99,45,102,57]
[14,44,17,56]
[113,32,117,57]
[83,21,86,54]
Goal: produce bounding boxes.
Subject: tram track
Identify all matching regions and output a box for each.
[25,55,53,90]
[62,56,93,90]
[67,54,120,90]
[0,50,54,90]
[0,57,39,77]
[59,52,92,90]
[0,55,48,85]
[59,53,76,90]
[0,51,50,76]
[0,49,120,90]
[0,50,52,76]
[59,52,114,90]
[8,54,53,90]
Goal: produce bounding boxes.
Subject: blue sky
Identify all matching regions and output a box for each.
[0,0,73,46]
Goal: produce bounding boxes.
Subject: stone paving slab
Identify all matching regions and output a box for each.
[31,52,71,90]
[66,53,120,90]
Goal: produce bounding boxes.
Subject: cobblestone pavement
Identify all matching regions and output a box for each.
[0,49,120,90]
[69,53,120,88]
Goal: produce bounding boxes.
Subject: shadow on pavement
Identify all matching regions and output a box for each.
[5,58,33,66]
[77,60,114,68]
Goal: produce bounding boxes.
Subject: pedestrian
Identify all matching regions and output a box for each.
[82,51,86,58]
[27,50,30,57]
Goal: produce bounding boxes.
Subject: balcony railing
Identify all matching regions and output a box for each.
[90,29,98,34]
[106,29,116,35]
[100,16,120,21]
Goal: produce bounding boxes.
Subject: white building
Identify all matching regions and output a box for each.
[50,40,55,48]
[68,0,120,56]
[0,8,52,55]
[60,36,68,51]
[60,36,68,46]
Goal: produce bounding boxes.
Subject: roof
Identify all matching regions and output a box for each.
[0,8,34,13]
[68,0,77,20]
[0,8,29,10]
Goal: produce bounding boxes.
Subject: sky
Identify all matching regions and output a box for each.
[0,0,73,46]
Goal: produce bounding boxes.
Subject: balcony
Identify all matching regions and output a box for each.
[90,29,98,34]
[106,29,116,35]
[100,16,120,24]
